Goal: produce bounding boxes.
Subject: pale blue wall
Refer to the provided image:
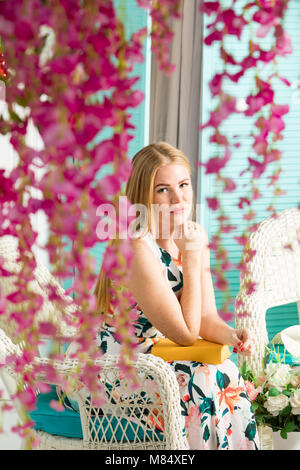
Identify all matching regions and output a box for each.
[200,0,300,342]
[89,0,150,274]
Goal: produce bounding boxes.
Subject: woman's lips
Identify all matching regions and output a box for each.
[171,207,185,214]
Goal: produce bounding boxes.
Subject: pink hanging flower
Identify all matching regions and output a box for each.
[209,73,224,96]
[245,79,274,116]
[0,287,7,315]
[223,177,236,192]
[200,1,220,15]
[221,9,247,39]
[50,400,65,412]
[206,197,220,211]
[234,235,249,247]
[219,310,234,322]
[245,281,257,296]
[275,25,292,56]
[238,197,251,209]
[271,103,289,117]
[243,210,256,222]
[13,388,36,411]
[248,157,267,178]
[204,29,223,45]
[202,152,231,174]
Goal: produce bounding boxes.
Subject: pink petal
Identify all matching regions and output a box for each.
[50,400,65,412]
[206,197,220,210]
[204,30,223,45]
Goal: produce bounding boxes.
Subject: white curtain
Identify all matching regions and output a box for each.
[149,0,203,201]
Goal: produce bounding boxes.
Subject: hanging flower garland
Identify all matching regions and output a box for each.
[199,0,293,321]
[0,0,187,449]
[137,0,182,75]
[0,0,143,447]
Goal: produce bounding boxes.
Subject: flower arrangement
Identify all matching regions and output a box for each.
[241,352,300,439]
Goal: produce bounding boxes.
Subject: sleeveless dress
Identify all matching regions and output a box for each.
[66,232,259,450]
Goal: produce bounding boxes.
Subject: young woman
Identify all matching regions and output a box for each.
[90,142,259,450]
[67,142,259,450]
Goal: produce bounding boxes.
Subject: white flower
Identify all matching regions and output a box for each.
[290,389,300,415]
[264,393,289,416]
[265,363,292,391]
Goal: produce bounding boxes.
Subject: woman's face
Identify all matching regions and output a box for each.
[152,164,193,235]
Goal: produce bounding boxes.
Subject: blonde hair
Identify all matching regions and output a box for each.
[94,142,192,314]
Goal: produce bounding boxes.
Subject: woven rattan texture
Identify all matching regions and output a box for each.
[0,235,77,343]
[0,327,186,449]
[235,208,300,375]
[0,235,187,449]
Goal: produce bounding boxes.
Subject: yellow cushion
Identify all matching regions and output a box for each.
[151,338,231,364]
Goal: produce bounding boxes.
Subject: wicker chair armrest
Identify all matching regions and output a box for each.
[72,353,186,450]
[235,292,269,375]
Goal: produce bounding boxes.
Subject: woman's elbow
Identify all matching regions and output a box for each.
[175,332,199,347]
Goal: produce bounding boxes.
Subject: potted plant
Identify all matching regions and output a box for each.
[240,349,300,450]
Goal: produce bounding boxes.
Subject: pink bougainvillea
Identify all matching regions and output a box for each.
[199,0,292,321]
[137,0,181,75]
[0,0,188,448]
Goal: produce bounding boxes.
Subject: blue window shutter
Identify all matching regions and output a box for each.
[200,0,300,341]
[89,0,150,274]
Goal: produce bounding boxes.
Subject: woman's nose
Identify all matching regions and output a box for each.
[170,189,181,204]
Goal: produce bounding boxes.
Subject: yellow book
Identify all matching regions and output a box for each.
[151,338,231,364]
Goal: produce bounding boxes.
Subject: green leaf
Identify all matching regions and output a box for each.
[251,402,259,412]
[201,414,208,426]
[174,364,191,376]
[199,397,215,415]
[285,421,296,432]
[188,375,196,404]
[216,370,230,391]
[282,389,291,397]
[245,421,257,442]
[278,405,292,419]
[268,388,281,397]
[180,399,188,416]
[203,425,210,442]
[280,429,288,439]
[192,381,206,400]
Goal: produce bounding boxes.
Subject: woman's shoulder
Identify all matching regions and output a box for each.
[130,231,161,258]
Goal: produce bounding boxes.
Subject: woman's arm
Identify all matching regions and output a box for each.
[198,226,255,355]
[178,250,202,342]
[126,229,204,346]
[199,235,235,344]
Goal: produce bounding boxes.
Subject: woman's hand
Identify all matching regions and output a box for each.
[231,328,256,357]
[174,221,208,255]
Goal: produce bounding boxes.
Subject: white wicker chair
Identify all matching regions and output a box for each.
[234,207,300,451]
[0,236,186,450]
[235,207,300,375]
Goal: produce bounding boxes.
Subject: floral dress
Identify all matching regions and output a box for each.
[66,232,259,450]
[66,233,259,450]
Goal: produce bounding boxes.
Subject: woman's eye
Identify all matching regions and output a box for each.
[157,182,189,194]
[157,187,168,193]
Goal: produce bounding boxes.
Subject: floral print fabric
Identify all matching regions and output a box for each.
[67,232,259,449]
[167,359,258,449]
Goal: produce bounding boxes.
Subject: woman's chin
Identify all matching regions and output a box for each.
[172,210,191,224]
